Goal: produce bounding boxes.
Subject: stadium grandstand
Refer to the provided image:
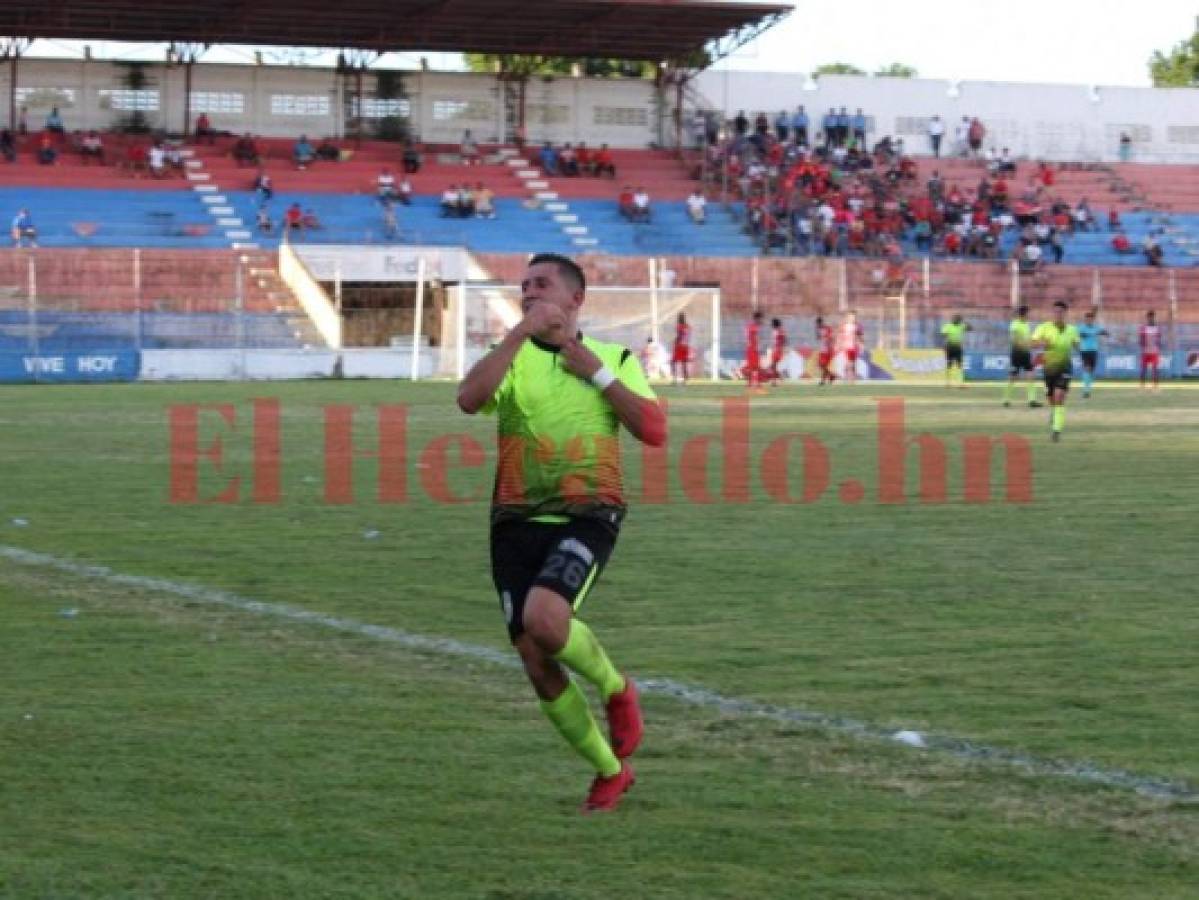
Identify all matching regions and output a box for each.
[0,0,1197,383]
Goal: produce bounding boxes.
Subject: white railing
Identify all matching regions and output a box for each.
[277,239,342,349]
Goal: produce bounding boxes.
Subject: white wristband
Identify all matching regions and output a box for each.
[590,366,618,391]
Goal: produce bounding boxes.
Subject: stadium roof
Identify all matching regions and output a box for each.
[2,0,792,63]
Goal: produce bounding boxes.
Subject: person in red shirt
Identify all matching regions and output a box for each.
[1111,232,1132,254]
[284,202,304,234]
[743,310,764,388]
[575,142,592,176]
[816,315,836,385]
[671,312,691,385]
[195,112,215,145]
[617,186,635,220]
[593,144,616,179]
[1139,309,1163,389]
[768,317,787,384]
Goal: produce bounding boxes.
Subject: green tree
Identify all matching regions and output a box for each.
[874,62,918,78]
[812,62,866,77]
[1149,27,1199,86]
[463,54,650,78]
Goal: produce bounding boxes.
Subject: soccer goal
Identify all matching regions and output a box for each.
[434,283,723,381]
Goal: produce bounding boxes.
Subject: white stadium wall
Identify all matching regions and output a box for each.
[692,71,1199,164]
[0,58,661,148]
[5,57,1198,161]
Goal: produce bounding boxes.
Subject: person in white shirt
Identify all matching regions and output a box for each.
[377,167,396,202]
[686,190,706,224]
[927,115,945,157]
[397,176,412,206]
[148,143,166,178]
[440,185,459,217]
[954,116,970,157]
[632,187,651,223]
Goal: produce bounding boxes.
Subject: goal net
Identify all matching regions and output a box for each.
[435,284,722,380]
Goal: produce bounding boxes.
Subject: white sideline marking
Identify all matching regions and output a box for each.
[2,543,1195,803]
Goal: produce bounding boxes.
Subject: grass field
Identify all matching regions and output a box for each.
[1,379,1197,898]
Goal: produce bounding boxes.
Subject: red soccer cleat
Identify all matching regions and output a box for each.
[605,676,644,759]
[582,761,635,813]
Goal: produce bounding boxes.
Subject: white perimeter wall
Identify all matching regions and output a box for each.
[693,71,1199,163]
[7,57,1198,161]
[0,59,661,148]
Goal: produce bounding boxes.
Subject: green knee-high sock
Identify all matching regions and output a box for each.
[1026,381,1037,403]
[1003,380,1014,403]
[1052,405,1065,432]
[553,619,625,701]
[540,680,621,776]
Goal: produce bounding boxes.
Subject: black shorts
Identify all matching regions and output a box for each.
[945,345,964,366]
[1080,350,1098,372]
[1043,369,1072,394]
[1010,349,1033,375]
[490,518,618,641]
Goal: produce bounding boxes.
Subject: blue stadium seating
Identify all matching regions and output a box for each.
[5,186,1199,264]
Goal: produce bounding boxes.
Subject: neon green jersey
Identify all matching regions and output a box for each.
[1009,319,1032,351]
[941,322,968,347]
[482,334,656,526]
[1032,321,1080,373]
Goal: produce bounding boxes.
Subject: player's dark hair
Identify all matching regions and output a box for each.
[771,317,781,327]
[527,252,586,293]
[1017,304,1029,316]
[753,310,764,321]
[1053,300,1068,310]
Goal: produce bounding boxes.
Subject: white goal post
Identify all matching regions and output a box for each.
[434,284,723,381]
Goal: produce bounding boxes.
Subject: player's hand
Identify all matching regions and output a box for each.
[518,301,566,342]
[559,337,603,380]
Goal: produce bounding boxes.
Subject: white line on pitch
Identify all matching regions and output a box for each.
[2,544,1194,802]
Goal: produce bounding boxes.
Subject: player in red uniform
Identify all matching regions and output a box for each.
[1139,309,1162,390]
[815,316,836,385]
[671,312,691,385]
[768,317,786,384]
[744,310,764,388]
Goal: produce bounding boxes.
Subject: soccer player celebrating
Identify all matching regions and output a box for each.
[671,311,691,385]
[768,317,787,384]
[1032,299,1081,442]
[1003,305,1042,407]
[744,310,764,388]
[1077,308,1109,399]
[457,253,664,812]
[940,313,972,389]
[815,316,836,385]
[1139,310,1163,391]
